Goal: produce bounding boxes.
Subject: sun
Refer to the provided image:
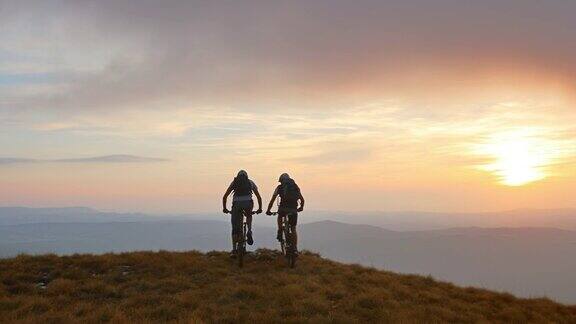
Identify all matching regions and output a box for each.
[475,129,556,186]
[481,139,545,186]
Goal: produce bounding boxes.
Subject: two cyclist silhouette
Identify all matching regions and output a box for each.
[222,170,305,266]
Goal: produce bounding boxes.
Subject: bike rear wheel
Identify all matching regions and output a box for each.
[279,217,286,256]
[284,225,296,268]
[238,219,247,268]
[289,252,296,268]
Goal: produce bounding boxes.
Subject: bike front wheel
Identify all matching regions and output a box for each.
[238,246,244,267]
[238,224,247,268]
[285,229,296,268]
[289,253,296,268]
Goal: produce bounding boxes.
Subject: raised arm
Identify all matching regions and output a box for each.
[266,187,279,215]
[222,182,234,213]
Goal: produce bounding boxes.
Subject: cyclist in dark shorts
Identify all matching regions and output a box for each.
[266,173,305,251]
[223,170,262,255]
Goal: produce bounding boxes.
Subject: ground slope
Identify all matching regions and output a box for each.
[0,250,574,323]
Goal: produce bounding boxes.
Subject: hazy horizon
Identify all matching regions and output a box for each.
[2,204,576,217]
[3,206,576,234]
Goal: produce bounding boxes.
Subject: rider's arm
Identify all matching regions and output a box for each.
[222,182,234,212]
[253,187,263,212]
[266,187,279,213]
[298,192,305,211]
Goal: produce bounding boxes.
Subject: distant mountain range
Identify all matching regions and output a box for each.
[304,209,576,231]
[0,206,575,303]
[2,207,576,230]
[0,207,154,226]
[0,154,168,165]
[299,221,576,304]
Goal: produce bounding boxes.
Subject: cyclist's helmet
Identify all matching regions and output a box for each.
[278,173,290,183]
[237,170,248,177]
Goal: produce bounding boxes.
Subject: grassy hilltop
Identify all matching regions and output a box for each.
[0,249,574,323]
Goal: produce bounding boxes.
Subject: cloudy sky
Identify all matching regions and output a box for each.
[1,0,575,213]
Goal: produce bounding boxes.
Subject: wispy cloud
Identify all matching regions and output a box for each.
[0,155,168,165]
[53,155,168,163]
[290,147,373,166]
[0,158,36,165]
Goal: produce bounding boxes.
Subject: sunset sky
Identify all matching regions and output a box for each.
[1,0,575,213]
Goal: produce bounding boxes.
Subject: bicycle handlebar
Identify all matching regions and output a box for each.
[224,210,260,215]
[267,209,302,216]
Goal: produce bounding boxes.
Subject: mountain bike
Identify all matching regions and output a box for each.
[269,211,297,268]
[226,209,258,268]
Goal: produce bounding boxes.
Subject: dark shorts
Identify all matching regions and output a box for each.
[231,200,253,235]
[278,207,298,227]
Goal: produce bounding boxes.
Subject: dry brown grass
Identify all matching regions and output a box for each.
[0,249,574,323]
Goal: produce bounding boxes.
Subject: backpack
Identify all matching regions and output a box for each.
[279,179,300,204]
[233,174,252,196]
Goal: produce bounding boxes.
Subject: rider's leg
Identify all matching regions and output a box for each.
[276,214,283,241]
[291,226,298,251]
[245,200,254,232]
[245,209,254,245]
[289,213,298,252]
[246,213,253,232]
[232,233,238,250]
[230,204,241,253]
[276,214,282,230]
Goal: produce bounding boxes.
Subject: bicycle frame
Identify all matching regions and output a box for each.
[226,209,256,268]
[236,211,246,267]
[272,211,297,268]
